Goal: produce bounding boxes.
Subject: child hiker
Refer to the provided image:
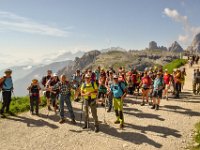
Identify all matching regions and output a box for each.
[110,75,127,129]
[27,79,41,115]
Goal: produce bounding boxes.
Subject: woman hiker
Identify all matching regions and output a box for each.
[27,79,41,116]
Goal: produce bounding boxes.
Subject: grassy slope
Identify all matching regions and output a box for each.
[163,59,188,73]
[192,122,200,150]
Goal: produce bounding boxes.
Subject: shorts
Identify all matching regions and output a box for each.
[152,90,162,99]
[165,84,170,90]
[98,92,105,99]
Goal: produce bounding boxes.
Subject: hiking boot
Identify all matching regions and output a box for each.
[71,119,77,125]
[6,111,15,116]
[48,106,52,111]
[114,120,120,124]
[120,124,124,129]
[107,108,111,113]
[101,103,105,107]
[140,102,145,106]
[59,119,65,124]
[30,111,34,115]
[74,98,80,102]
[0,113,6,118]
[155,105,159,110]
[148,102,153,106]
[82,123,88,129]
[36,112,39,116]
[151,105,156,109]
[94,126,99,133]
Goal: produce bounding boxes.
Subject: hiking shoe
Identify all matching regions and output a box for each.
[71,119,77,125]
[6,111,15,116]
[148,102,153,106]
[120,124,124,129]
[107,108,111,113]
[59,119,65,124]
[48,106,52,111]
[140,102,145,106]
[94,126,99,133]
[74,98,80,102]
[101,103,105,107]
[82,124,88,129]
[0,114,6,118]
[30,111,34,115]
[114,120,120,124]
[155,105,159,110]
[151,105,156,109]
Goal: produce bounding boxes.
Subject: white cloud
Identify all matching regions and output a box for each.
[0,11,69,37]
[163,8,200,46]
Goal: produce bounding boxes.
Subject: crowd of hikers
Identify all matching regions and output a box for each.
[1,60,199,132]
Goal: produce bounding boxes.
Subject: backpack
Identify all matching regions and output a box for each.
[118,82,125,94]
[0,76,6,92]
[83,81,95,90]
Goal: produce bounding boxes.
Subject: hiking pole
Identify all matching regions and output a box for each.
[12,91,17,100]
[104,97,108,124]
[80,96,84,124]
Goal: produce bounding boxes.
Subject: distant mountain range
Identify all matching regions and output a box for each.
[14,60,73,96]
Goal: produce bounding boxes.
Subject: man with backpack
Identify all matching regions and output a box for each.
[57,75,76,124]
[42,70,52,111]
[81,74,99,133]
[110,75,127,129]
[0,69,14,117]
[72,69,82,101]
[151,72,164,110]
[163,69,172,100]
[174,69,182,98]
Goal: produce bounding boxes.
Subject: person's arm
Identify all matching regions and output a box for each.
[0,76,5,84]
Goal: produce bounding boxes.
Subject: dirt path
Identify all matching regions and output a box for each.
[0,63,200,150]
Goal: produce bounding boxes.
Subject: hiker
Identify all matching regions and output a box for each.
[126,71,134,95]
[195,55,199,65]
[193,69,197,94]
[81,74,99,132]
[97,73,107,106]
[42,70,52,111]
[57,75,76,124]
[139,71,152,106]
[0,69,14,116]
[27,79,41,115]
[110,75,127,129]
[181,68,187,90]
[105,71,114,112]
[72,69,82,101]
[174,69,182,98]
[194,69,200,95]
[163,69,172,100]
[46,73,60,114]
[95,66,101,85]
[151,72,164,110]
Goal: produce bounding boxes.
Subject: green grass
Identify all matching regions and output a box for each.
[163,59,188,73]
[0,96,47,115]
[192,122,200,150]
[0,91,75,116]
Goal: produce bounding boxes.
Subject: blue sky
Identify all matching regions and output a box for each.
[0,0,200,68]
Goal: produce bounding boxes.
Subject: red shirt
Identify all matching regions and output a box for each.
[163,73,171,85]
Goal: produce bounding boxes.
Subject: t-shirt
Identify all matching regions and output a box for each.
[110,82,126,98]
[163,74,171,85]
[81,82,98,100]
[57,81,71,95]
[153,77,164,91]
[2,77,13,91]
[30,85,40,97]
[141,76,151,88]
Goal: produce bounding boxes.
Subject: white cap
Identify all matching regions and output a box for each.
[53,73,58,77]
[85,74,91,78]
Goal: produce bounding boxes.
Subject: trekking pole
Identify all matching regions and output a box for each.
[104,96,108,124]
[12,91,17,100]
[80,96,84,124]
